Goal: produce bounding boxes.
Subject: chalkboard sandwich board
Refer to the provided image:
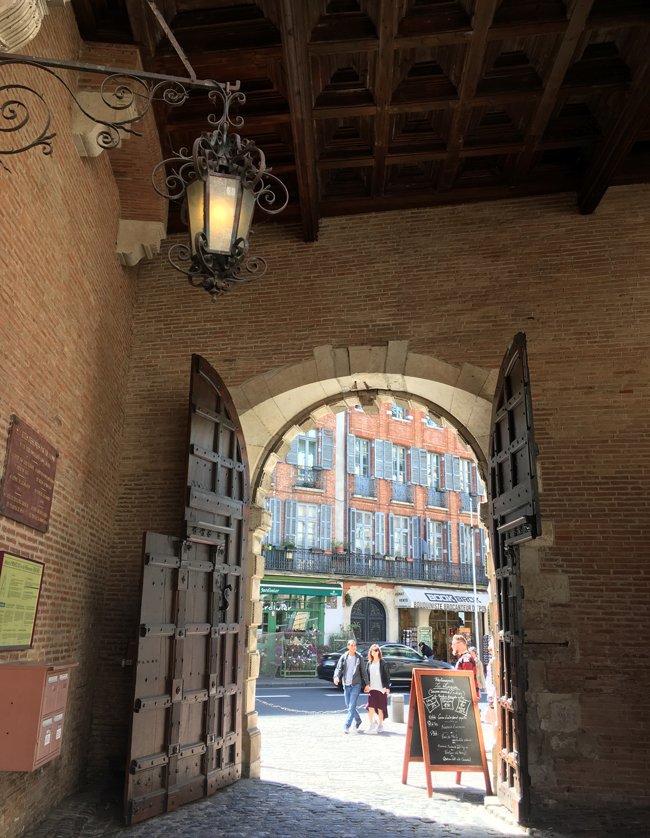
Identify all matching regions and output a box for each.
[402,668,492,798]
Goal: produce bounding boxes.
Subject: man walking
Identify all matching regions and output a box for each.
[451,634,479,698]
[333,639,368,733]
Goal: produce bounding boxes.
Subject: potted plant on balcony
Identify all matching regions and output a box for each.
[283,541,295,559]
[333,541,345,554]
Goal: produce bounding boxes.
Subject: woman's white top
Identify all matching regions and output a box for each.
[369,661,383,692]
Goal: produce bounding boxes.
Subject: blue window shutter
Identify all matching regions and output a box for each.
[444,454,453,489]
[322,428,334,470]
[458,522,465,563]
[480,528,486,563]
[419,449,428,486]
[436,454,443,489]
[447,521,453,561]
[347,433,356,474]
[411,516,421,559]
[410,447,420,485]
[286,437,299,465]
[453,456,461,491]
[471,462,477,494]
[320,504,332,550]
[374,512,385,555]
[374,439,384,478]
[349,508,357,552]
[269,497,282,544]
[388,513,395,555]
[384,441,393,481]
[442,520,448,560]
[285,500,297,542]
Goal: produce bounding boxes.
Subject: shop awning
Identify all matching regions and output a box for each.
[396,586,490,613]
[260,583,343,597]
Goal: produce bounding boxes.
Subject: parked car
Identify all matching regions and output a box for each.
[317,642,453,687]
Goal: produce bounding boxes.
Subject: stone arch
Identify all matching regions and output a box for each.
[346,584,395,642]
[241,342,497,777]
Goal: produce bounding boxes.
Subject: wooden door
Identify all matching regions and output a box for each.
[124,355,250,824]
[487,333,541,824]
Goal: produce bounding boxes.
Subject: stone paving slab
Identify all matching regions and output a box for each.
[19,707,648,838]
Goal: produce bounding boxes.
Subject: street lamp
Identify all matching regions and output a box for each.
[153,82,288,301]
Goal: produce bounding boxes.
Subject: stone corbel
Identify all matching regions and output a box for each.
[0,0,70,52]
[115,219,165,267]
[71,91,141,158]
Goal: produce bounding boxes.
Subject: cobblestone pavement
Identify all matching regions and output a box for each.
[20,706,649,838]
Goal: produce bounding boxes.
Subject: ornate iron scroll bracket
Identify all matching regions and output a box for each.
[0,51,218,171]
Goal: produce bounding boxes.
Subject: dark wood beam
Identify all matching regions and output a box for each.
[319,179,579,217]
[371,0,399,199]
[278,0,319,241]
[438,1,499,190]
[510,0,595,184]
[308,39,379,55]
[313,104,378,120]
[395,32,471,49]
[578,60,650,214]
[487,19,568,39]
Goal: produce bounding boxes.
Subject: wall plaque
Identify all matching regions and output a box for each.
[0,417,58,533]
[0,551,45,649]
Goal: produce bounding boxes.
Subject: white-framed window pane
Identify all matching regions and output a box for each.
[393,445,406,483]
[391,403,405,419]
[461,459,472,493]
[460,523,473,563]
[428,520,443,561]
[298,430,318,468]
[427,452,438,487]
[355,510,373,554]
[394,515,409,557]
[355,438,370,477]
[296,503,318,548]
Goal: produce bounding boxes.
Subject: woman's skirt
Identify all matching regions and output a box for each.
[367,689,388,716]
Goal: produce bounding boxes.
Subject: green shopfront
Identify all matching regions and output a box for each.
[260,580,343,633]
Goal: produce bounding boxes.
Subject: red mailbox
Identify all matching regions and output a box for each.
[0,661,77,771]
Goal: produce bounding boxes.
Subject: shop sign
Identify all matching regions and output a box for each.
[260,584,342,597]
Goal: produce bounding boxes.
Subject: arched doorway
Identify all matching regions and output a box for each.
[351,597,386,643]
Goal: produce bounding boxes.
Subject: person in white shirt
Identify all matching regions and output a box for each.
[363,645,390,733]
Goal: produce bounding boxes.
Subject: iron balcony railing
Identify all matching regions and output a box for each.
[353,475,377,498]
[296,467,322,488]
[427,487,447,508]
[392,482,414,503]
[460,492,479,513]
[264,549,488,586]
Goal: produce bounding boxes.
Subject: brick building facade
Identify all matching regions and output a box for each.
[1,5,650,836]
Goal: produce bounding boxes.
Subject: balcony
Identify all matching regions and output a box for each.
[460,492,479,513]
[391,482,414,503]
[427,487,447,508]
[295,467,322,489]
[264,549,489,586]
[353,475,377,498]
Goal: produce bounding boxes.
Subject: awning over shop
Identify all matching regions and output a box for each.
[260,583,343,597]
[396,586,490,613]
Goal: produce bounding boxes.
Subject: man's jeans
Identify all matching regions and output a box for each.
[343,683,362,729]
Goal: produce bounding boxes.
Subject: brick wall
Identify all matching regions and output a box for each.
[0,7,136,837]
[104,184,650,811]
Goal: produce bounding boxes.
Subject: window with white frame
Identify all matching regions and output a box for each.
[425,414,443,428]
[458,523,474,564]
[391,403,408,420]
[298,429,318,469]
[296,503,318,548]
[426,520,444,561]
[355,510,373,555]
[393,515,409,557]
[425,451,439,488]
[354,437,371,477]
[460,458,472,493]
[393,445,407,483]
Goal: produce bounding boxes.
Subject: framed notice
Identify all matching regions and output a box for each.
[0,551,44,650]
[402,668,492,798]
[0,416,58,533]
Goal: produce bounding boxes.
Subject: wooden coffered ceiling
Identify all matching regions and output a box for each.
[70,0,650,240]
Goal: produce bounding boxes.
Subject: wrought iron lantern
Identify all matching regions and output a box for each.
[152,82,288,301]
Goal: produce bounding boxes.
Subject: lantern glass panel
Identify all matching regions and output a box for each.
[206,174,240,254]
[236,186,255,243]
[186,179,205,255]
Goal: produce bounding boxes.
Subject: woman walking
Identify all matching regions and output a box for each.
[364,644,390,734]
